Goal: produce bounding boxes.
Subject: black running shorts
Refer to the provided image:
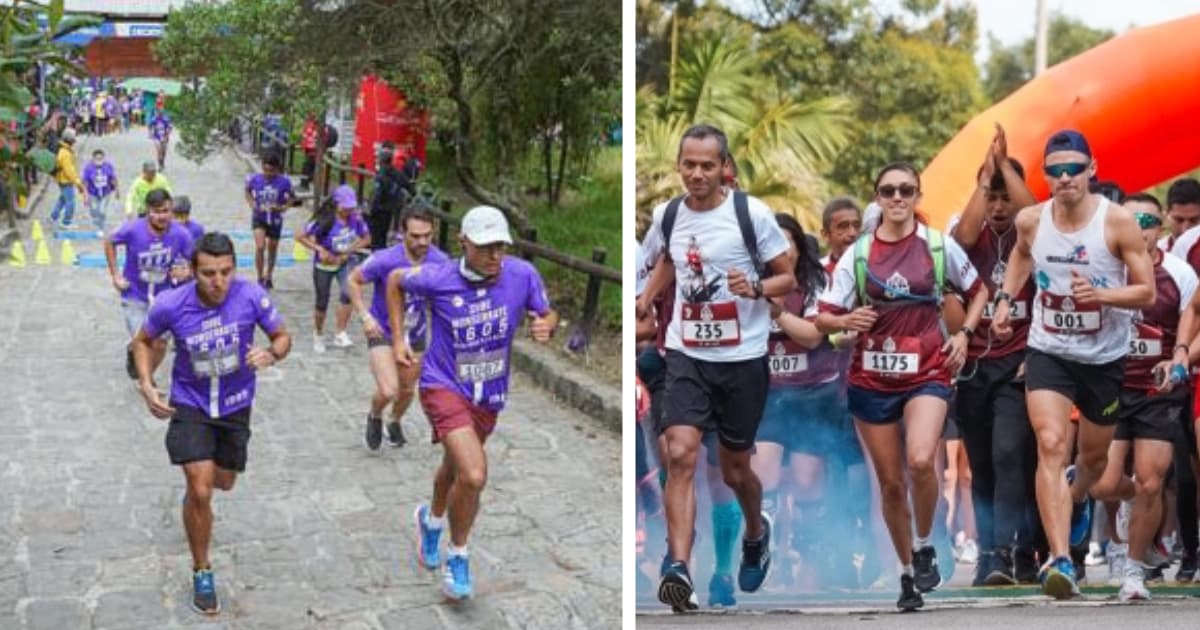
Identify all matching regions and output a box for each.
[165,404,252,472]
[1025,349,1124,426]
[1115,388,1186,443]
[252,218,283,241]
[661,349,769,452]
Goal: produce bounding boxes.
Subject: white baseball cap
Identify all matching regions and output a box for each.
[461,206,513,245]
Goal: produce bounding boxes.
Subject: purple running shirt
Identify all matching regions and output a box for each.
[143,277,285,418]
[358,243,450,345]
[109,218,194,304]
[246,173,295,228]
[402,257,551,411]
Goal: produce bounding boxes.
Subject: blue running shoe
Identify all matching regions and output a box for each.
[442,554,473,600]
[414,504,442,571]
[191,568,220,615]
[1040,556,1080,600]
[658,560,699,613]
[737,511,772,592]
[706,573,736,608]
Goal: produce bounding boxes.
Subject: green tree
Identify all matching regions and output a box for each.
[982,14,1113,103]
[0,0,100,230]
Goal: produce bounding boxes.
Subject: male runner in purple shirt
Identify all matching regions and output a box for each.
[348,206,449,450]
[132,232,292,616]
[386,206,558,600]
[105,189,194,380]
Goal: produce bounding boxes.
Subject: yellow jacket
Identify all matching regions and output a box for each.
[54,146,81,186]
[125,173,172,216]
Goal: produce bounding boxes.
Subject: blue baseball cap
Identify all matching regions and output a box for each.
[1044,129,1092,159]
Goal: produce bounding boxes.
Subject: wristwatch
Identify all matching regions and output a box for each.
[959,325,975,340]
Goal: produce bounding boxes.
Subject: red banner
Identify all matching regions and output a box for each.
[351,75,429,172]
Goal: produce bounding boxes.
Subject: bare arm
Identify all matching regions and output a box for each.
[385,268,413,366]
[132,328,173,419]
[635,254,673,319]
[770,306,823,349]
[1101,206,1156,309]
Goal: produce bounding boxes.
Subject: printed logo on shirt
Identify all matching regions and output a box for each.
[884,272,910,299]
[1046,244,1089,265]
[1036,270,1051,290]
[681,236,722,304]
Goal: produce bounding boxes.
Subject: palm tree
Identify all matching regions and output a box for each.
[637,27,854,235]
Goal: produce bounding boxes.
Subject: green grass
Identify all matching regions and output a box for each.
[424,144,623,331]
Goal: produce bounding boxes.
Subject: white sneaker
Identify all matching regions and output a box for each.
[1107,542,1129,586]
[1086,541,1105,566]
[313,332,326,353]
[1118,564,1150,602]
[958,538,979,564]
[333,330,354,348]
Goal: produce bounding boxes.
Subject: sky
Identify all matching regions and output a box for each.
[724,1,1200,67]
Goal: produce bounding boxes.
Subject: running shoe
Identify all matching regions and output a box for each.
[442,554,472,600]
[312,332,326,354]
[984,549,1017,586]
[1014,547,1039,584]
[365,415,383,451]
[1085,541,1106,567]
[912,545,942,592]
[1177,554,1198,583]
[386,420,407,447]
[658,560,699,613]
[414,504,442,570]
[191,568,220,615]
[1145,540,1172,570]
[897,573,923,612]
[1118,563,1150,602]
[333,331,354,348]
[706,573,736,608]
[737,511,772,593]
[957,538,979,565]
[1040,555,1080,600]
[264,277,273,290]
[1144,562,1166,584]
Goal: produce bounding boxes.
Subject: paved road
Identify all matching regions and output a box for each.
[638,596,1200,628]
[0,129,620,629]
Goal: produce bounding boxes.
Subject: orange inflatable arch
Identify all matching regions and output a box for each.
[922,13,1200,229]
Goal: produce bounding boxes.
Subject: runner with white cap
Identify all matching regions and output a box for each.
[387,205,558,600]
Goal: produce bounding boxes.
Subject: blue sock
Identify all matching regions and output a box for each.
[712,501,743,576]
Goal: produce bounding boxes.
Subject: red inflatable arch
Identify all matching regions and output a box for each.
[921,13,1200,229]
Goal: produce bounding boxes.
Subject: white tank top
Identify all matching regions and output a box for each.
[1028,197,1130,364]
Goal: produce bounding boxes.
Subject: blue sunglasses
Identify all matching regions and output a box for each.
[1043,162,1089,178]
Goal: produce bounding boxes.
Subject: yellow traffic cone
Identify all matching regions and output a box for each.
[34,239,51,265]
[60,239,77,266]
[8,240,26,267]
[293,239,310,262]
[30,220,44,242]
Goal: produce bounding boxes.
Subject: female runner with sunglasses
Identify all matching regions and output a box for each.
[990,130,1155,600]
[817,162,988,611]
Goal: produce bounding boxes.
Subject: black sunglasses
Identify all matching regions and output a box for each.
[877,184,919,199]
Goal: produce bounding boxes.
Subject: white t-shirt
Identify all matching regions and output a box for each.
[644,193,789,362]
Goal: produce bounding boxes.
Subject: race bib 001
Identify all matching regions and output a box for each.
[1040,293,1101,334]
[862,335,921,375]
[456,349,507,383]
[680,301,740,347]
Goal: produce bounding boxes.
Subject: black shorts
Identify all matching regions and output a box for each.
[1182,393,1198,456]
[1025,349,1124,426]
[252,218,283,240]
[943,404,962,441]
[1115,388,1186,443]
[368,334,427,354]
[661,349,770,452]
[165,404,252,472]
